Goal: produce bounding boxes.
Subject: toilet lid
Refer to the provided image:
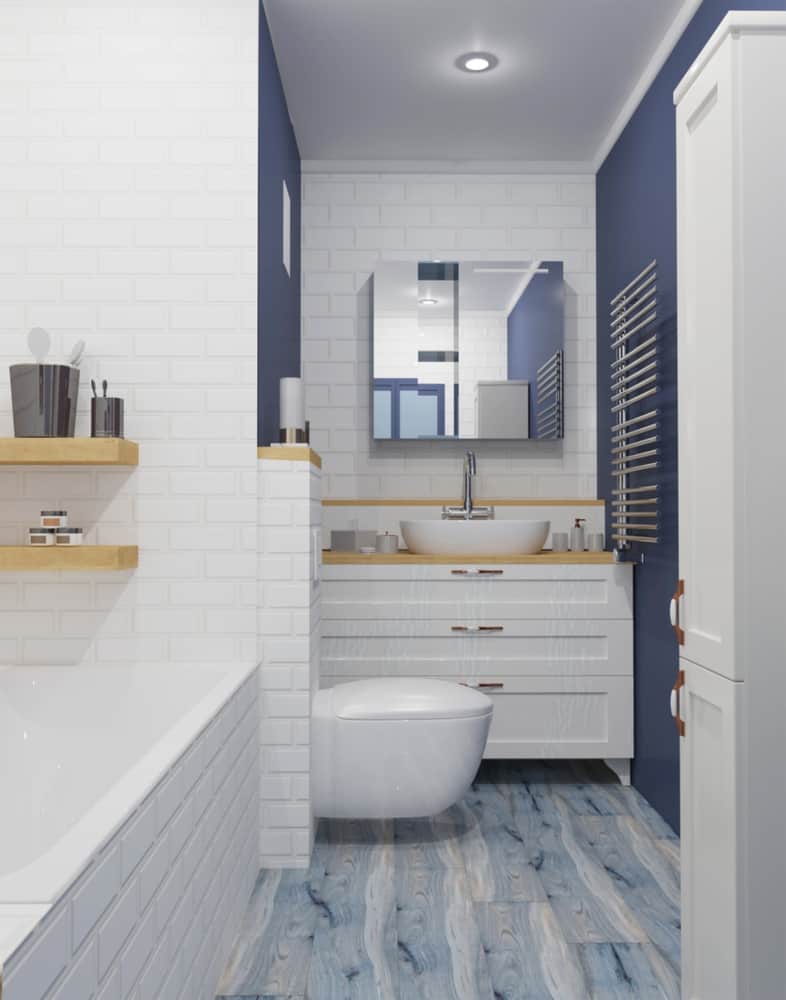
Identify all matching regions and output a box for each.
[332,678,493,721]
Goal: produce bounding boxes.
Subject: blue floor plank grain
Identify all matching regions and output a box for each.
[396,866,494,1000]
[217,761,680,1000]
[308,837,399,1000]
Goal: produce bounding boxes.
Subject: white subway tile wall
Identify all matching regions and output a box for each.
[2,672,259,1000]
[301,169,597,499]
[258,458,322,868]
[0,0,258,664]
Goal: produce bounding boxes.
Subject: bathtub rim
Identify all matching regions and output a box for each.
[0,659,258,970]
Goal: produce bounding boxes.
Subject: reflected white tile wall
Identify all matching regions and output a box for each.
[301,168,597,499]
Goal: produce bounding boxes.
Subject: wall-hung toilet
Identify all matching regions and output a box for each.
[312,677,493,819]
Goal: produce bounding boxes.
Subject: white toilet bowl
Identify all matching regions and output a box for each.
[312,678,493,819]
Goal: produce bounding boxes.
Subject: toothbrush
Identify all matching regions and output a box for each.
[91,379,97,398]
[102,379,107,398]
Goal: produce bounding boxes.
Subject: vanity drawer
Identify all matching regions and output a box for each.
[321,674,633,760]
[321,618,632,678]
[322,564,633,621]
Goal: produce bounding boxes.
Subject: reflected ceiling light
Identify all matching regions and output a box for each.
[456,51,499,73]
[419,297,438,305]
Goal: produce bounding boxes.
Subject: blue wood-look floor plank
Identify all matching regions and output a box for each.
[396,866,494,1000]
[394,805,468,869]
[476,901,589,999]
[459,780,548,903]
[308,838,399,1000]
[216,869,325,998]
[218,762,680,1000]
[576,942,679,999]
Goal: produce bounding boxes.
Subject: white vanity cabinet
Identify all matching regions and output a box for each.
[674,15,786,999]
[321,560,634,775]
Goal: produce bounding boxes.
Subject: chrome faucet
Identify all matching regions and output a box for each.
[442,451,494,520]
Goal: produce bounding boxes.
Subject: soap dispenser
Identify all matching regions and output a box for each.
[570,517,586,552]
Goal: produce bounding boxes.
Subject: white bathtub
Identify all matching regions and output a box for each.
[0,662,260,1000]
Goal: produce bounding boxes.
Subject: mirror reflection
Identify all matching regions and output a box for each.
[372,260,564,440]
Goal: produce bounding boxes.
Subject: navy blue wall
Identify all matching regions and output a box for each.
[507,262,564,431]
[258,4,301,445]
[597,0,786,832]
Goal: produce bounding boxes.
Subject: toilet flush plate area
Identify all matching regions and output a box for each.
[400,518,550,556]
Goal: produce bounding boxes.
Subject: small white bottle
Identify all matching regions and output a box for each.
[570,517,586,552]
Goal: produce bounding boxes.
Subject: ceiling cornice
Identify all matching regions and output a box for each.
[592,0,702,171]
[301,159,595,176]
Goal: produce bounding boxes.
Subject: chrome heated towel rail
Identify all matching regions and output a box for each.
[536,349,563,439]
[610,260,659,549]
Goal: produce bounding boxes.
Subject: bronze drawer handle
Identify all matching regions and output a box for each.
[451,625,504,633]
[460,681,505,689]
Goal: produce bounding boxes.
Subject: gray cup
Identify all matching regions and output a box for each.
[10,364,80,437]
[587,532,605,552]
[91,397,124,438]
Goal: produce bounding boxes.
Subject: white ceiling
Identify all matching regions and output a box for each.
[264,0,692,164]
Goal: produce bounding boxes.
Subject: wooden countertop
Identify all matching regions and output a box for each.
[322,550,616,565]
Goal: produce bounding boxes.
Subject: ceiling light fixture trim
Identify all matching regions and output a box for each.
[455,51,499,74]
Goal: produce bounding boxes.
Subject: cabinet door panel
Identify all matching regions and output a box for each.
[677,42,738,679]
[322,619,632,678]
[322,565,633,621]
[680,658,743,1000]
[323,674,633,760]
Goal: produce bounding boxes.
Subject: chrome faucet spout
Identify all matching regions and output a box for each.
[442,450,494,520]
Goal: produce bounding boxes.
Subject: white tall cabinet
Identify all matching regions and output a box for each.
[674,14,786,1000]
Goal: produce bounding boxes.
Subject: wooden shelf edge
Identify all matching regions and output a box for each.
[0,545,138,571]
[322,550,616,565]
[0,438,139,466]
[257,446,322,469]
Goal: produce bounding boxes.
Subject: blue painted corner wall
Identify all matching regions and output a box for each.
[259,3,301,446]
[597,0,786,833]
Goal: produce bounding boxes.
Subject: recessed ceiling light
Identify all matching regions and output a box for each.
[456,51,499,74]
[419,297,438,305]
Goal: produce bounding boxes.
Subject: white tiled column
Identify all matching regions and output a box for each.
[257,449,322,868]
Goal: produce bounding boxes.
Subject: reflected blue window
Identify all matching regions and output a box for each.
[373,387,392,439]
[373,379,445,440]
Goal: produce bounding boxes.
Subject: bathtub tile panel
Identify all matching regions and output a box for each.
[3,907,70,1000]
[120,799,156,885]
[95,967,121,1000]
[48,938,98,1000]
[118,903,154,998]
[169,800,196,862]
[72,845,121,951]
[138,831,170,914]
[156,765,185,836]
[97,881,138,980]
[3,668,259,1000]
[136,937,169,1000]
[154,860,184,939]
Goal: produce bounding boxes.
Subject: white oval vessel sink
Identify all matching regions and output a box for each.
[400,519,550,556]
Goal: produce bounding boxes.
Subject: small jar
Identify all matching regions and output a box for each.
[41,510,68,529]
[29,527,56,546]
[55,528,83,546]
